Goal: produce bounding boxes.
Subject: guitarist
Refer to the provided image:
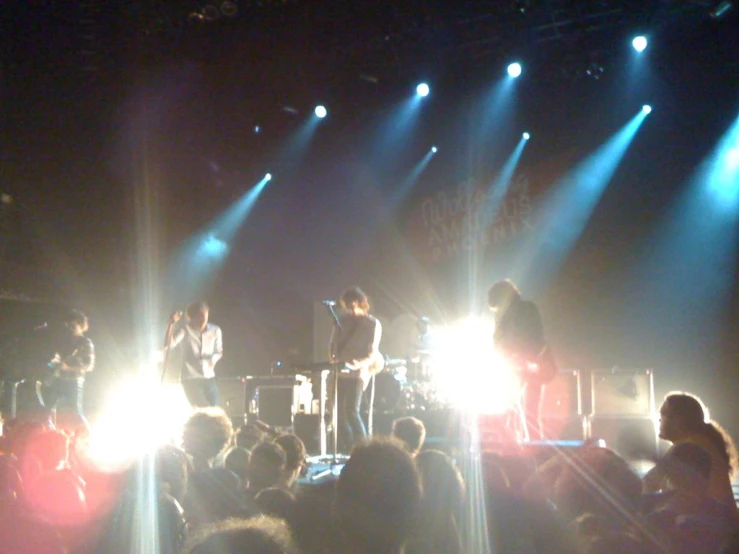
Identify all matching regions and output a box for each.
[329,287,384,450]
[488,279,556,441]
[43,309,95,417]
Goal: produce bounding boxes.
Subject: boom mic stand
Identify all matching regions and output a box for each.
[324,301,342,462]
[160,314,179,385]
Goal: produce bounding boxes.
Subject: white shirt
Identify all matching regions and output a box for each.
[170,322,223,380]
[329,314,383,388]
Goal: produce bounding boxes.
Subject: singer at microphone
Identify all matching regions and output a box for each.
[164,301,223,409]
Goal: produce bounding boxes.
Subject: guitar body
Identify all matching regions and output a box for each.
[506,344,558,385]
[346,351,385,390]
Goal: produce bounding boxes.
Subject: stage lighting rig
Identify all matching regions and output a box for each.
[585,61,605,80]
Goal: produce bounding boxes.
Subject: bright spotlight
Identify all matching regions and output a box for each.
[314,105,327,118]
[523,132,530,140]
[431,146,438,153]
[507,62,522,78]
[265,173,272,181]
[433,317,521,415]
[632,36,648,52]
[642,105,652,115]
[416,83,430,97]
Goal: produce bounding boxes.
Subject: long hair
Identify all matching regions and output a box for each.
[664,392,738,476]
[340,286,370,313]
[487,279,521,309]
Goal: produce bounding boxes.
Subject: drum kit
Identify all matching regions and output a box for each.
[371,352,446,415]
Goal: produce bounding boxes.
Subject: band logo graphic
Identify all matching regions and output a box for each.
[406,173,534,264]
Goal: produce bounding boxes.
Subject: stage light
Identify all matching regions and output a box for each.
[710,0,735,18]
[728,147,739,169]
[265,173,272,181]
[632,36,648,52]
[642,105,652,115]
[523,132,530,140]
[433,317,521,415]
[314,105,327,118]
[416,83,430,97]
[254,125,260,133]
[431,146,438,153]
[507,62,522,78]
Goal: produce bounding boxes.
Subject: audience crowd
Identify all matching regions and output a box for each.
[0,391,737,554]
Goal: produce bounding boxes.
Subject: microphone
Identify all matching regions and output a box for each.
[322,300,336,306]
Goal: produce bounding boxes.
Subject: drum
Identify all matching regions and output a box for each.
[369,371,402,414]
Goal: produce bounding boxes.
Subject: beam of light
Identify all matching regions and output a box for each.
[388,146,438,207]
[710,0,735,18]
[314,105,327,118]
[626,114,739,355]
[166,174,271,306]
[472,77,520,171]
[416,82,430,97]
[369,88,431,165]
[458,413,492,554]
[513,107,650,287]
[642,104,652,114]
[507,62,522,78]
[477,135,529,230]
[464,135,530,304]
[523,132,530,140]
[632,36,648,52]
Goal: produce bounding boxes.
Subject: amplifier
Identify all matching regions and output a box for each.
[541,370,582,418]
[590,369,655,417]
[587,416,659,460]
[246,375,309,429]
[216,377,247,419]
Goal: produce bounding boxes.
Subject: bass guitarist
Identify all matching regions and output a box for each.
[488,279,556,441]
[43,309,95,418]
[329,286,384,451]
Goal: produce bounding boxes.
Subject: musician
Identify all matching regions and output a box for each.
[168,301,223,408]
[329,287,384,450]
[411,316,435,381]
[488,279,553,441]
[43,309,94,416]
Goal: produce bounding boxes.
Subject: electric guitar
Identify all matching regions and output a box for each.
[340,351,386,389]
[503,343,558,384]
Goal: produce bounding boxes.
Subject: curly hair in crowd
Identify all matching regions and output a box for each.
[182,408,234,468]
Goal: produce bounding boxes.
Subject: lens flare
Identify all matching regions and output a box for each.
[433,317,521,415]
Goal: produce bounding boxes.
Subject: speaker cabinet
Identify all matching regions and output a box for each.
[587,416,659,460]
[294,413,322,455]
[542,370,582,418]
[590,369,655,417]
[216,377,247,419]
[245,375,308,429]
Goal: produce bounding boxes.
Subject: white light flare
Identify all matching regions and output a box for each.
[433,317,521,415]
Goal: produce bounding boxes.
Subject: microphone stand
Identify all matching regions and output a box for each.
[324,303,342,462]
[160,317,178,386]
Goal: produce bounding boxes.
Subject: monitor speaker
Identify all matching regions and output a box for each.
[216,377,247,419]
[590,369,655,417]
